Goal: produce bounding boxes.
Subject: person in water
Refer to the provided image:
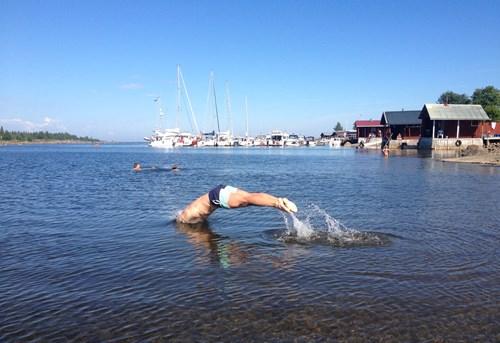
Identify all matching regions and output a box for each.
[177,185,298,224]
[133,162,179,172]
[382,145,389,157]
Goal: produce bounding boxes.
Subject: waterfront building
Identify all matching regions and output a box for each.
[417,104,491,150]
[354,120,383,141]
[381,110,421,139]
[380,110,421,149]
[354,120,384,148]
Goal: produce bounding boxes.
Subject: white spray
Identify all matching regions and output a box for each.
[282,204,362,244]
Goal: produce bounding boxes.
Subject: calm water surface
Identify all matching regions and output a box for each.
[1,144,499,342]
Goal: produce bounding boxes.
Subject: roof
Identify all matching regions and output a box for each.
[421,104,489,120]
[381,110,421,125]
[354,120,382,128]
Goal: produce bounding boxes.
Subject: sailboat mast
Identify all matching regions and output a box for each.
[178,67,200,133]
[154,96,164,130]
[176,65,181,129]
[205,74,213,133]
[225,81,233,136]
[212,72,221,133]
[245,96,249,138]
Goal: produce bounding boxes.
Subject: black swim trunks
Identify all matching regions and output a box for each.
[208,184,225,208]
[208,184,238,208]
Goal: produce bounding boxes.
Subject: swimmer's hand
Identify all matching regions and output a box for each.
[276,197,298,213]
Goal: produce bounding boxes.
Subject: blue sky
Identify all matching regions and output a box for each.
[1,0,499,140]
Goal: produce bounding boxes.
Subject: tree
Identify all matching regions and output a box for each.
[0,128,98,142]
[437,91,471,104]
[472,85,500,121]
[3,131,12,140]
[334,122,343,131]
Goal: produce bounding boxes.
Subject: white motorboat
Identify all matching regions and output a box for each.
[197,131,217,147]
[305,136,316,146]
[216,130,234,146]
[236,136,254,147]
[149,128,181,148]
[177,132,197,147]
[329,137,343,148]
[285,134,301,147]
[254,135,268,146]
[268,130,289,147]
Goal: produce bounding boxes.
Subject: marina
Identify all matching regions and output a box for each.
[142,67,500,155]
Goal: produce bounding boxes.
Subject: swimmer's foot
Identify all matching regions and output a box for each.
[276,197,298,213]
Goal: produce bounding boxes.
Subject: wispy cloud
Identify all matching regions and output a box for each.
[0,116,67,132]
[120,83,144,90]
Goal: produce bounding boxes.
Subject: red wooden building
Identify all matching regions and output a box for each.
[418,104,492,149]
[354,120,383,141]
[380,110,421,139]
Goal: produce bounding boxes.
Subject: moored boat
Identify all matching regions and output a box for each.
[329,137,343,148]
[268,130,289,147]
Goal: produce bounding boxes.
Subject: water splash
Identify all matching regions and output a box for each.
[280,204,389,247]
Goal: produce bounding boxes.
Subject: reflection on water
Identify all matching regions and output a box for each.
[175,221,306,270]
[0,144,499,341]
[175,221,249,268]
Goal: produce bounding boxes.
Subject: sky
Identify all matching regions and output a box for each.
[1,0,499,141]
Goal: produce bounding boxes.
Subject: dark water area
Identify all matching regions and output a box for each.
[1,144,499,342]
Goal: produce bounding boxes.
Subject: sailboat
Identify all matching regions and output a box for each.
[198,71,218,147]
[216,81,235,147]
[147,97,180,148]
[198,72,234,147]
[147,65,200,148]
[238,96,254,146]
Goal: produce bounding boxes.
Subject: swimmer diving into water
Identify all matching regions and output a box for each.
[177,185,298,224]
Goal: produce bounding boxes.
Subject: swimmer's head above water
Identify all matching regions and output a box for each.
[133,162,141,171]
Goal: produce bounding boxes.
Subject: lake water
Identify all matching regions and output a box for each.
[1,144,499,342]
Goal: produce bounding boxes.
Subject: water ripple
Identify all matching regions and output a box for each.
[1,145,499,341]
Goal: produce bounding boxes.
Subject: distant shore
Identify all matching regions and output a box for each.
[0,140,100,146]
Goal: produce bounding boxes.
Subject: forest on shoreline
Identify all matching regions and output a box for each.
[0,127,99,143]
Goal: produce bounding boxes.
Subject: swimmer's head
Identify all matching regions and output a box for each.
[133,162,141,171]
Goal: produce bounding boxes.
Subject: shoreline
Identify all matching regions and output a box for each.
[2,141,499,166]
[0,140,100,146]
[441,154,500,166]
